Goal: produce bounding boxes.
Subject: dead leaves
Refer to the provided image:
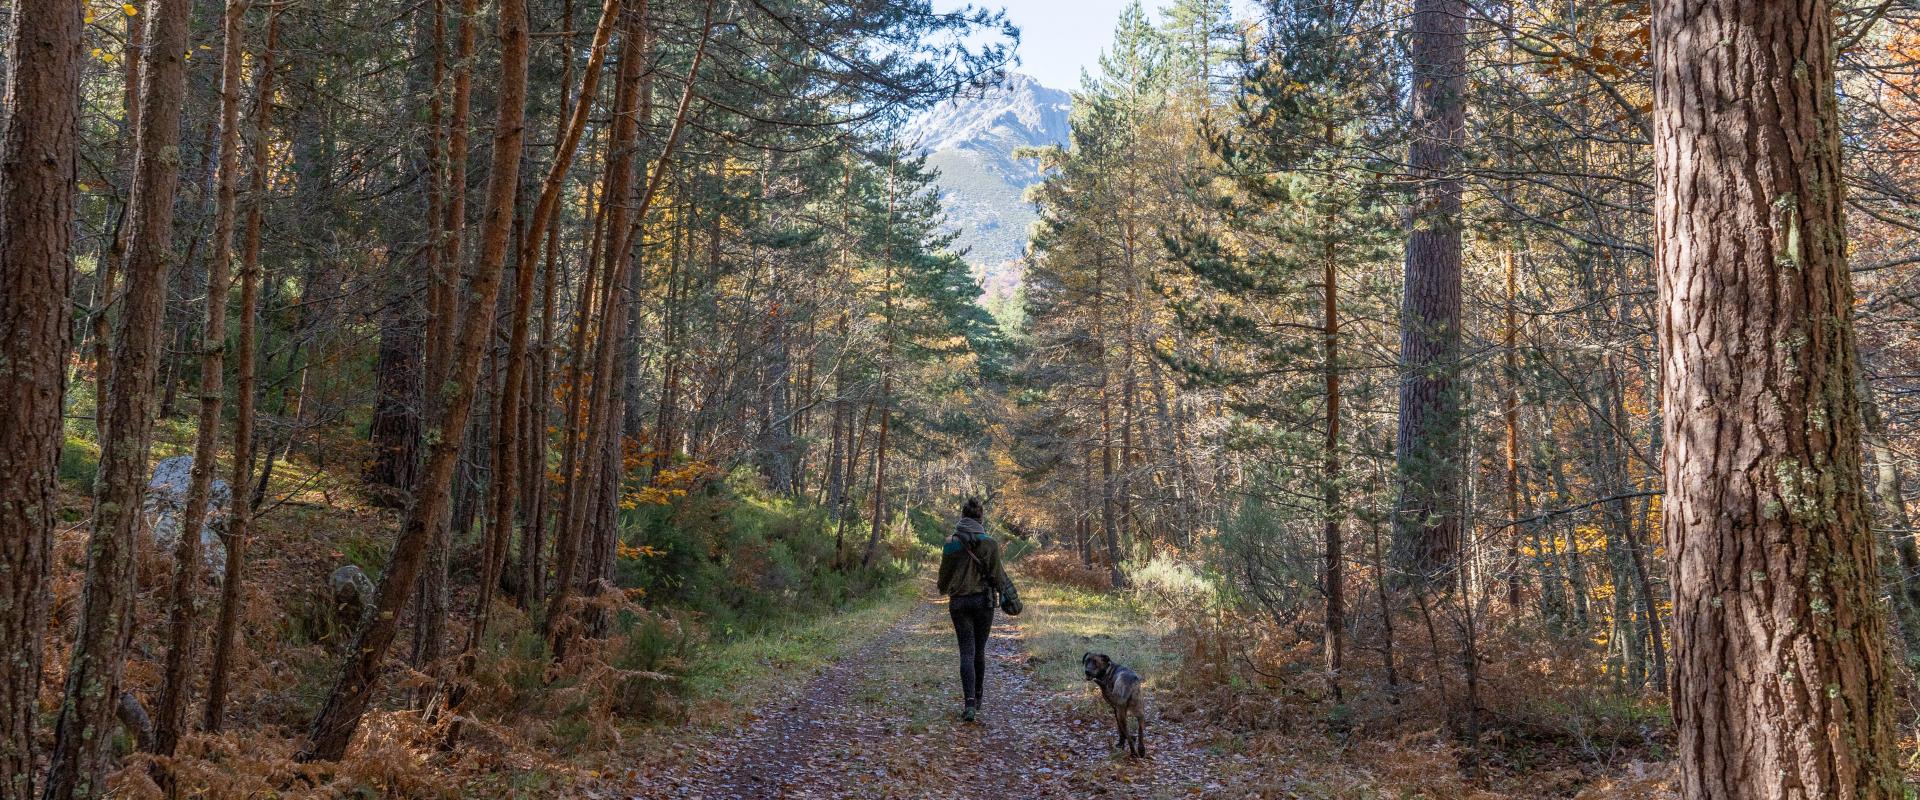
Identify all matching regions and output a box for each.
[620,585,1679,799]
[631,598,1244,799]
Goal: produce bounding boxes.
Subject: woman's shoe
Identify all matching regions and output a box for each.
[961,706,977,723]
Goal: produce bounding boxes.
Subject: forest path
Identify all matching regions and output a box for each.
[635,586,1231,799]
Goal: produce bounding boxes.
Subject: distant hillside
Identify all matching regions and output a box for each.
[904,73,1071,299]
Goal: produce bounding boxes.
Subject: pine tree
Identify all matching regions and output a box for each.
[1165,0,1399,703]
[1392,0,1468,585]
[0,0,82,793]
[1159,0,1237,105]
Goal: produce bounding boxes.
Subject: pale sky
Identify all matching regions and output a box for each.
[960,0,1148,91]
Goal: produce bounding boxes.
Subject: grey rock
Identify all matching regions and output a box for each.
[328,564,375,630]
[144,455,232,579]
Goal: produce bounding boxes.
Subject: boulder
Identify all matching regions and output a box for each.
[144,455,232,579]
[328,564,375,631]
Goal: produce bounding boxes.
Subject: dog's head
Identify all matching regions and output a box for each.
[1082,652,1111,681]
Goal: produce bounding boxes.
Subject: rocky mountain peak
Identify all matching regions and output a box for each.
[905,72,1071,156]
[905,73,1072,296]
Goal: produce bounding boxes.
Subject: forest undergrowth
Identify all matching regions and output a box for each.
[8,0,1917,794]
[1021,554,1690,799]
[35,372,1920,799]
[41,382,928,798]
[620,552,1702,798]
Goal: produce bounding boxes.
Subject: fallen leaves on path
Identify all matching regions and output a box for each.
[629,596,1244,799]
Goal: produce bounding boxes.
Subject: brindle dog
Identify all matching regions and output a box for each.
[1082,652,1147,757]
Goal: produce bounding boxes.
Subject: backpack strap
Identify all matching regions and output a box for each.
[960,532,999,593]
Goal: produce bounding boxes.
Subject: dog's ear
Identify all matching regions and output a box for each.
[1082,651,1092,663]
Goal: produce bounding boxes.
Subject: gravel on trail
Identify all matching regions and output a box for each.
[635,594,1239,799]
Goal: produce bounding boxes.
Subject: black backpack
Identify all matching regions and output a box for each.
[960,533,1022,616]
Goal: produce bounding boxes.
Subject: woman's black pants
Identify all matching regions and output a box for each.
[949,592,995,708]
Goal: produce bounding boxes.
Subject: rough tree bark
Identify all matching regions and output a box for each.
[368,293,424,497]
[42,0,193,792]
[1652,0,1903,796]
[0,0,82,792]
[1391,0,1465,584]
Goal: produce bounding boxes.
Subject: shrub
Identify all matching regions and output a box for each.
[1209,494,1318,629]
[604,465,920,666]
[58,432,99,490]
[1019,549,1113,591]
[466,598,699,747]
[997,531,1036,561]
[1125,552,1219,614]
[609,607,696,719]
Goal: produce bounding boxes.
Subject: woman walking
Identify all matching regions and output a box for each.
[937,497,1019,722]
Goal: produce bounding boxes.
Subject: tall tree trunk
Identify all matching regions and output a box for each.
[1321,238,1344,703]
[520,208,560,606]
[547,180,607,631]
[0,0,82,791]
[1391,0,1466,584]
[464,0,621,674]
[1118,211,1140,556]
[862,157,897,570]
[1094,250,1121,585]
[1542,435,1592,628]
[1622,490,1667,693]
[1501,250,1523,608]
[407,0,474,686]
[204,4,278,731]
[548,0,711,642]
[367,6,439,499]
[549,8,645,642]
[447,0,620,739]
[1080,439,1093,565]
[427,0,472,390]
[409,0,467,665]
[91,9,145,435]
[1522,436,1568,630]
[513,0,579,608]
[368,289,424,497]
[1590,378,1644,687]
[43,0,193,791]
[153,0,250,761]
[863,373,891,568]
[1653,0,1901,795]
[299,0,527,758]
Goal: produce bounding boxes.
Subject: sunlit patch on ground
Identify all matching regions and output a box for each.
[630,579,1241,799]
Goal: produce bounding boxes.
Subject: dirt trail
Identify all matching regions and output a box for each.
[638,593,1233,799]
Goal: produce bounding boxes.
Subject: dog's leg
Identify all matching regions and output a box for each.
[1112,707,1129,752]
[1132,705,1146,757]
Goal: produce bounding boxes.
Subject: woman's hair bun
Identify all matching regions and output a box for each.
[962,496,985,520]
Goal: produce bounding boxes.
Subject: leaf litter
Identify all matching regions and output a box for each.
[628,595,1238,799]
